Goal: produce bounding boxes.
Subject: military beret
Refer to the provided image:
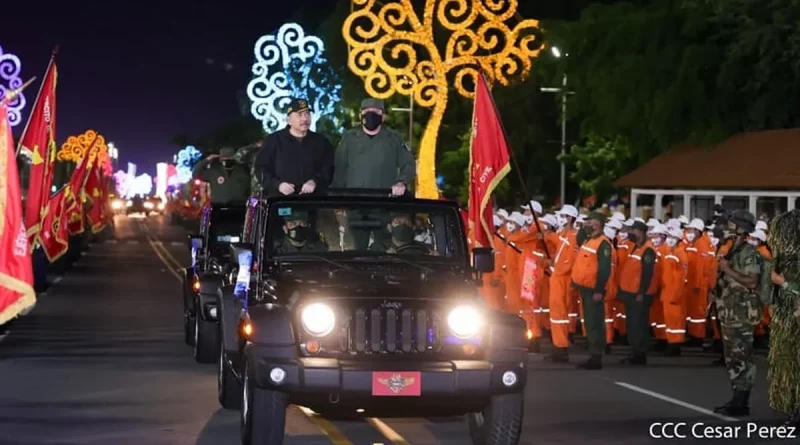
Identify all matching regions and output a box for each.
[219,147,236,158]
[631,221,648,232]
[361,98,385,111]
[286,98,311,114]
[586,211,607,224]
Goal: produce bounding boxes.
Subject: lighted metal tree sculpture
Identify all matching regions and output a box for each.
[247,22,342,133]
[343,0,543,198]
[57,129,109,166]
[0,45,27,127]
[175,145,202,183]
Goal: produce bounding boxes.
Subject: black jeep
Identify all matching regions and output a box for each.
[183,203,247,363]
[216,190,528,445]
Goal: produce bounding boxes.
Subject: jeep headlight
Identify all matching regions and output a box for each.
[301,303,335,337]
[447,305,483,339]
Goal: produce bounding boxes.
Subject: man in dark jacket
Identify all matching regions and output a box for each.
[255,98,335,196]
[332,98,416,196]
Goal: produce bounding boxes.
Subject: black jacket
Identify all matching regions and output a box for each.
[255,127,335,196]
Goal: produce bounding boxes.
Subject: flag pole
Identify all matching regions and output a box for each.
[478,72,551,259]
[15,47,58,157]
[1,77,37,104]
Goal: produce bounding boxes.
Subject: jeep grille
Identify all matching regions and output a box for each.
[348,307,437,354]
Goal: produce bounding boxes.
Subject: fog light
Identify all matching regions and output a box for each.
[305,339,321,354]
[501,371,517,387]
[269,367,286,385]
[208,306,218,319]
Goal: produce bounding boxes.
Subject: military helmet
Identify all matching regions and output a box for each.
[730,210,756,233]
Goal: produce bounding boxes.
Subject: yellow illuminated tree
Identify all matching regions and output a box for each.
[57,129,109,167]
[343,0,543,198]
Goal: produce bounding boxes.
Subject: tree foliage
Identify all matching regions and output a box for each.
[561,133,634,199]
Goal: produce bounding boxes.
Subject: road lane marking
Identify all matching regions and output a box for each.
[367,418,412,445]
[614,381,740,422]
[139,222,183,271]
[297,406,355,445]
[146,237,182,282]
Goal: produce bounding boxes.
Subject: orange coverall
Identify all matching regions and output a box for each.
[540,231,559,331]
[603,242,620,343]
[548,227,579,348]
[480,233,508,311]
[504,230,526,317]
[661,244,689,343]
[684,235,713,339]
[614,239,635,335]
[517,226,543,339]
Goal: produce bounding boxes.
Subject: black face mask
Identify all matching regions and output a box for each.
[362,112,382,132]
[288,226,309,243]
[221,160,233,169]
[628,233,638,243]
[391,225,414,243]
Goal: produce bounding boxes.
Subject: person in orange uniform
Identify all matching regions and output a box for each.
[618,221,659,365]
[684,218,713,343]
[547,204,580,362]
[571,212,614,370]
[480,213,507,311]
[662,226,689,356]
[648,224,669,346]
[538,214,561,333]
[570,214,588,334]
[602,218,623,350]
[615,220,636,339]
[503,212,527,318]
[749,229,771,347]
[518,210,547,352]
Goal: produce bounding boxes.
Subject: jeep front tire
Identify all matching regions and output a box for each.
[467,393,523,445]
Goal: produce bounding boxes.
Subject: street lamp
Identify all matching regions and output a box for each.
[390,77,414,148]
[540,46,571,205]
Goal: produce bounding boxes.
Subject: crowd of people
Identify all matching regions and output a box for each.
[480,202,797,419]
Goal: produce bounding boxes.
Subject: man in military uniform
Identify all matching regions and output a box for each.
[192,147,251,204]
[370,213,430,254]
[256,98,335,196]
[713,211,761,417]
[273,212,328,254]
[332,98,416,195]
[570,212,614,370]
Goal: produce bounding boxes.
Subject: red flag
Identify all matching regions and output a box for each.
[467,74,511,249]
[0,102,36,324]
[21,55,58,244]
[85,165,107,233]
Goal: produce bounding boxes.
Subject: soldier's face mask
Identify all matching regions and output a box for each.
[650,236,664,247]
[747,239,759,247]
[362,111,383,132]
[221,160,233,169]
[391,224,414,243]
[666,237,678,247]
[618,231,629,240]
[287,225,310,242]
[685,231,697,242]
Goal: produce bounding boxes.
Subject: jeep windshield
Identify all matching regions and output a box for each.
[265,200,467,265]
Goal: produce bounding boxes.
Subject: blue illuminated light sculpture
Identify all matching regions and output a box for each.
[176,145,202,183]
[0,45,26,127]
[246,23,342,133]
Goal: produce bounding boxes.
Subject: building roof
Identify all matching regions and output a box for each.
[615,128,800,190]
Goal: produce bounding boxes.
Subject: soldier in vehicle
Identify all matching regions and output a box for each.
[274,212,328,254]
[713,211,761,417]
[332,98,416,195]
[192,147,251,204]
[370,213,430,254]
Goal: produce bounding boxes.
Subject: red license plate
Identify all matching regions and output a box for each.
[371,371,422,396]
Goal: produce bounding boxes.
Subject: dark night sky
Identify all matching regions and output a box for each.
[3,0,334,174]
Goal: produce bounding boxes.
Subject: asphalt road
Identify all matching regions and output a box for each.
[0,215,793,445]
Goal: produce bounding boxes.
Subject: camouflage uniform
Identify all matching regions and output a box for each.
[716,240,762,392]
[714,211,762,416]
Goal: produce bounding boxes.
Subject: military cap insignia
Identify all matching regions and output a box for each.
[217,176,225,184]
[299,100,307,107]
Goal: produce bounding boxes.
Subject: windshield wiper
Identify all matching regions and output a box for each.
[353,254,436,274]
[274,254,356,271]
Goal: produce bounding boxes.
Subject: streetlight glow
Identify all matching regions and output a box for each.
[551,46,561,58]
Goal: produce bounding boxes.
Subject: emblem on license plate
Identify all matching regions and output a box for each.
[372,372,421,396]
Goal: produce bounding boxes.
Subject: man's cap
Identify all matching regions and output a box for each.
[730,210,756,232]
[687,218,704,231]
[751,229,767,242]
[756,220,768,231]
[611,211,626,221]
[219,147,236,158]
[520,200,543,214]
[666,218,681,229]
[361,98,385,111]
[646,218,660,227]
[496,208,509,219]
[678,215,690,224]
[666,226,683,239]
[631,221,648,232]
[606,218,623,230]
[623,218,635,227]
[284,211,309,221]
[586,211,607,224]
[286,98,311,114]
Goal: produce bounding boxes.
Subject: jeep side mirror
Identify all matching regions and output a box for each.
[472,247,495,273]
[188,234,203,250]
[230,242,254,266]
